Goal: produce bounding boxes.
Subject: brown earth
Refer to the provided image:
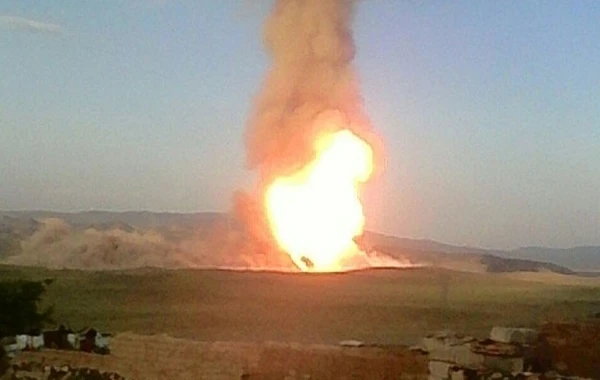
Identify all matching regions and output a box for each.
[10,333,428,380]
[540,320,600,378]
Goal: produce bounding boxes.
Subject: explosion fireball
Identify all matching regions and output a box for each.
[237,0,407,272]
[265,128,373,272]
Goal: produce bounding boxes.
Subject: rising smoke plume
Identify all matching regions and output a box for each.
[4,1,395,271]
[237,0,381,258]
[246,0,368,174]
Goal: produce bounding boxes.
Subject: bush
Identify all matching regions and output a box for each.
[0,345,9,377]
[0,279,54,338]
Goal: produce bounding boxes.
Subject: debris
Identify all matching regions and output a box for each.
[421,325,599,380]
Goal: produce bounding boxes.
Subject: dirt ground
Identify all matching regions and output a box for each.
[8,334,428,380]
[540,320,600,378]
[2,266,599,346]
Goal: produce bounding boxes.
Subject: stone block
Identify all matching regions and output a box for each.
[482,355,525,373]
[429,344,484,368]
[427,337,445,350]
[490,327,538,345]
[423,332,474,353]
[423,337,451,352]
[429,360,455,378]
[449,368,465,380]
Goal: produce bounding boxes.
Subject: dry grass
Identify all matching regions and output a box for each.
[499,271,600,286]
[1,265,599,345]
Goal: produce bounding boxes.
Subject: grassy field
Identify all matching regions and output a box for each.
[1,264,599,345]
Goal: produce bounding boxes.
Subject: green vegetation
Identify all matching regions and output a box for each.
[0,278,54,337]
[0,276,54,377]
[0,265,599,345]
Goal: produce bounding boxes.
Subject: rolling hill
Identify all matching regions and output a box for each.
[1,210,596,274]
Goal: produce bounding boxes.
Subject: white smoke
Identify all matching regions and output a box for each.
[4,218,297,270]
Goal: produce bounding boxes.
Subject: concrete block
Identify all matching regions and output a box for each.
[490,327,538,345]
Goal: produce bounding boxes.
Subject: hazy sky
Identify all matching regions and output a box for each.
[1,1,598,250]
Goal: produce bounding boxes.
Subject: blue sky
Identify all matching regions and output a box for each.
[0,1,598,249]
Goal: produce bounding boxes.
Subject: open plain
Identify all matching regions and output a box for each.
[2,264,599,346]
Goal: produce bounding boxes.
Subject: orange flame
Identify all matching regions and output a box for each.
[265,129,373,272]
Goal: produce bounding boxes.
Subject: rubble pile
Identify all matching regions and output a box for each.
[417,327,595,380]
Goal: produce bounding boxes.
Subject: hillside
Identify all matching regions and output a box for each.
[502,246,600,272]
[2,210,227,229]
[360,231,600,272]
[361,231,577,274]
[0,210,292,270]
[0,210,592,274]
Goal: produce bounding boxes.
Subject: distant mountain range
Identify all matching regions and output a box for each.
[498,246,600,273]
[361,231,600,273]
[1,210,598,274]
